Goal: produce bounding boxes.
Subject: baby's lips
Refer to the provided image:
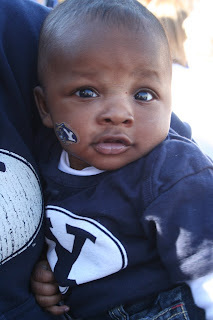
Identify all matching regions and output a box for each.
[93,136,132,155]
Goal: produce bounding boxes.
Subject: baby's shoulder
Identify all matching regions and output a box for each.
[145,130,213,200]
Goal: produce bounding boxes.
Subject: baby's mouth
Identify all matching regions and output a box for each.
[93,136,131,155]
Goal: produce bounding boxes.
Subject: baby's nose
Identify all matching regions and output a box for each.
[98,99,134,126]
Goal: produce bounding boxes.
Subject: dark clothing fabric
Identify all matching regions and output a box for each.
[0,1,58,319]
[38,128,213,319]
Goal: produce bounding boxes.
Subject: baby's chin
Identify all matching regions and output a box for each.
[92,158,137,171]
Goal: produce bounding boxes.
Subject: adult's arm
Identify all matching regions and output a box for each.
[0,1,66,318]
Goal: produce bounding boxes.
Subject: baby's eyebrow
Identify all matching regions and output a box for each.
[132,69,160,82]
[69,70,100,78]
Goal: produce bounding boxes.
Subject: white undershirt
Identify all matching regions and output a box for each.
[58,150,213,319]
[58,150,104,176]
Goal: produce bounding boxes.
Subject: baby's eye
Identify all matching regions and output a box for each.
[75,88,98,98]
[135,90,154,101]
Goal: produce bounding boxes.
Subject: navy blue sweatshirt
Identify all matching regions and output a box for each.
[39,128,213,318]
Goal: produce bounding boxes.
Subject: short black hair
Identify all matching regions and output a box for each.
[38,0,170,85]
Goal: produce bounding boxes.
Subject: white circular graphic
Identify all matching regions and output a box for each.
[46,205,128,290]
[0,150,43,265]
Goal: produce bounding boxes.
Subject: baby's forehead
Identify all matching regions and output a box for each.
[40,0,170,57]
[38,3,171,84]
[51,21,171,81]
[56,16,164,51]
[46,19,171,81]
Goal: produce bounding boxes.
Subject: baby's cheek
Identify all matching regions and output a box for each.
[54,122,79,145]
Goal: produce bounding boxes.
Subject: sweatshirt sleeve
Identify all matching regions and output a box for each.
[0,0,50,151]
[142,137,213,283]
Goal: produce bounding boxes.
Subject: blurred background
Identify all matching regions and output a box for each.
[33,0,213,158]
[142,0,213,158]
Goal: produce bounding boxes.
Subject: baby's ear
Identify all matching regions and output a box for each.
[34,86,53,128]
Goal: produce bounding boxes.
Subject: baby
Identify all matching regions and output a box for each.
[34,0,213,319]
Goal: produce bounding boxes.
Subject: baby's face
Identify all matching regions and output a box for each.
[37,22,172,170]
